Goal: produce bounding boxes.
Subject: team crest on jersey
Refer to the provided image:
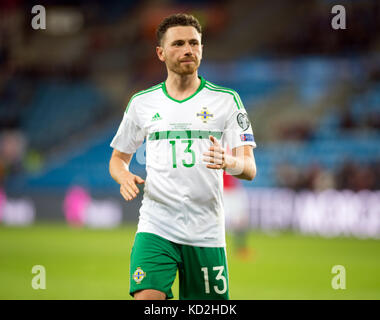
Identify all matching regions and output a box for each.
[237,112,251,131]
[197,107,214,123]
[133,267,146,283]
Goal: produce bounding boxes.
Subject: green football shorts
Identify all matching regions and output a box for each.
[129,232,229,300]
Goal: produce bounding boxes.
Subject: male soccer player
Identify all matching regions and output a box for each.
[109,13,257,300]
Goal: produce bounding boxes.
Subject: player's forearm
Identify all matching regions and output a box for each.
[109,155,132,185]
[234,156,256,180]
[224,154,256,181]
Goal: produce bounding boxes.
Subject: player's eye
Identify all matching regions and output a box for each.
[172,41,184,46]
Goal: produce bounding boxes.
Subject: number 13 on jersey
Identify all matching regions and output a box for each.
[169,139,196,168]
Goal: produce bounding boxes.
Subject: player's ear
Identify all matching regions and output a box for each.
[156,46,165,62]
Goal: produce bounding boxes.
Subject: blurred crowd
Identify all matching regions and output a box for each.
[276,160,380,192]
[272,0,380,55]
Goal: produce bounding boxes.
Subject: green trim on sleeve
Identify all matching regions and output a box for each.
[205,81,244,110]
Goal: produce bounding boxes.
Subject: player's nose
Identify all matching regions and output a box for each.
[183,42,193,54]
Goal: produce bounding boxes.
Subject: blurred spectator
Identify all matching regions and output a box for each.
[276,163,302,190]
[372,160,380,190]
[340,108,356,130]
[0,130,26,185]
[0,158,5,187]
[336,160,357,191]
[365,111,380,130]
[336,161,377,191]
[325,160,379,191]
[277,122,313,142]
[312,169,336,191]
[0,188,6,221]
[23,149,43,174]
[276,163,334,191]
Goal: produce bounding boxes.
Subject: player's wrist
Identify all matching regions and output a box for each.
[224,155,245,176]
[223,154,235,170]
[118,170,134,185]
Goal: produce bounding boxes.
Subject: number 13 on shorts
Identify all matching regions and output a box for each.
[201,266,227,295]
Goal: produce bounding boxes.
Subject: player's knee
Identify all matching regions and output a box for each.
[134,289,166,300]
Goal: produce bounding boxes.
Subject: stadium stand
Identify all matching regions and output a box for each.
[20,80,109,150]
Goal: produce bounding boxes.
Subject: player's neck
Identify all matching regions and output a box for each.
[164,72,201,101]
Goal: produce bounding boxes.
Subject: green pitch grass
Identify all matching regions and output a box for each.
[0,224,379,299]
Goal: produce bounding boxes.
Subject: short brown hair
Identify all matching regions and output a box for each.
[156,13,202,46]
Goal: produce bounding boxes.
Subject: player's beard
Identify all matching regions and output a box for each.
[168,57,200,75]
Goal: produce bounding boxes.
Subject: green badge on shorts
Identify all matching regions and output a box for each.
[133,267,146,284]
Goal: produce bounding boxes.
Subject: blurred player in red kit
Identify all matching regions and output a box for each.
[223,171,252,259]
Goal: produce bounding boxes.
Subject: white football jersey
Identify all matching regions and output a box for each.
[110,76,256,247]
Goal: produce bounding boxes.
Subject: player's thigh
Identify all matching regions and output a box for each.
[130,232,180,299]
[179,246,229,300]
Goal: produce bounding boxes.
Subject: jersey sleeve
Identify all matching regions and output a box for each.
[110,99,145,154]
[222,94,256,150]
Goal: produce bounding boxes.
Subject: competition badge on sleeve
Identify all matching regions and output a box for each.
[237,113,251,131]
[240,133,254,142]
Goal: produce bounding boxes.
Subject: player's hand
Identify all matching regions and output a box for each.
[203,135,230,170]
[119,172,145,202]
